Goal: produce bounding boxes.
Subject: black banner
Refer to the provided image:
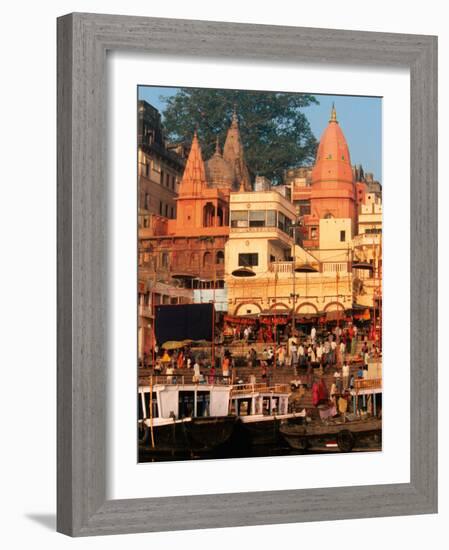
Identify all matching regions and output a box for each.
[155,303,214,345]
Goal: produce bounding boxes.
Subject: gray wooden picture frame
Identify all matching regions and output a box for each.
[57,12,438,537]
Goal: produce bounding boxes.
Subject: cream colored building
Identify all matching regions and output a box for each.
[352,193,382,308]
[225,189,353,318]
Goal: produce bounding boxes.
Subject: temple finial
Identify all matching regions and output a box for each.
[231,103,239,127]
[330,102,337,123]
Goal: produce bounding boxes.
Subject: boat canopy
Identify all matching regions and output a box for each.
[139,384,231,419]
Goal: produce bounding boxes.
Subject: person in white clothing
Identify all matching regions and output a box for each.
[193,361,201,382]
[311,326,316,343]
[330,340,337,365]
[342,362,350,390]
[316,343,323,362]
[339,340,346,364]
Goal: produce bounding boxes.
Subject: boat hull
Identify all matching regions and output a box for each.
[280,418,382,452]
[139,415,236,455]
[236,414,306,446]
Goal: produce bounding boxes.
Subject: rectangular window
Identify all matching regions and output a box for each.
[266,210,276,227]
[230,210,248,228]
[298,200,311,216]
[196,391,211,417]
[340,230,346,242]
[310,227,318,239]
[161,252,169,268]
[238,253,258,267]
[249,210,266,227]
[178,391,195,418]
[142,392,158,420]
[144,192,150,210]
[278,212,286,232]
[165,204,169,217]
[160,170,164,185]
[159,201,163,215]
[278,212,291,234]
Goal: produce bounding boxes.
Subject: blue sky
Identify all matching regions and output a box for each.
[138,86,382,182]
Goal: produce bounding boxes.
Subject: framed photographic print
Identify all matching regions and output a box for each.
[57,13,437,536]
[136,86,383,462]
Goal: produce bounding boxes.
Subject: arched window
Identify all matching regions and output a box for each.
[203,203,215,227]
[324,212,334,219]
[203,252,212,267]
[190,253,199,267]
[217,206,224,226]
[216,251,224,265]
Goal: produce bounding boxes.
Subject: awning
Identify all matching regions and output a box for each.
[296,316,317,324]
[223,315,257,325]
[324,310,351,321]
[161,340,192,350]
[259,316,290,325]
[353,308,371,320]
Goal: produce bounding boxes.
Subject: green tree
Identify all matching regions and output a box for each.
[161,88,318,183]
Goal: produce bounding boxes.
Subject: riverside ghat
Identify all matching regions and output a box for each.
[137,104,383,461]
[138,321,382,461]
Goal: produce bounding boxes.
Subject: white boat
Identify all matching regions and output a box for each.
[138,381,236,455]
[229,383,306,446]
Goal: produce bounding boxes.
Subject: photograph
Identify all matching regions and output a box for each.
[137,86,383,462]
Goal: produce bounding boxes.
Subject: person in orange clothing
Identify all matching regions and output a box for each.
[161,349,170,365]
[222,354,231,382]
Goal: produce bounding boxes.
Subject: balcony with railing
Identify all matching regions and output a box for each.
[268,261,321,275]
[230,383,291,396]
[353,233,381,248]
[230,225,293,246]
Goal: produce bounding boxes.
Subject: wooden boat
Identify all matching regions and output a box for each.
[280,416,382,452]
[138,382,236,456]
[229,383,306,446]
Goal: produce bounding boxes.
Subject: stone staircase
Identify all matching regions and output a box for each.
[138,337,373,417]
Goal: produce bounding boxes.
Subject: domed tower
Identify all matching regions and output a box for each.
[205,138,235,191]
[310,104,356,225]
[223,108,252,191]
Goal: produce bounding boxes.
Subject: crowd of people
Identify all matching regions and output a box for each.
[140,344,238,385]
[139,322,380,393]
[251,324,379,374]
